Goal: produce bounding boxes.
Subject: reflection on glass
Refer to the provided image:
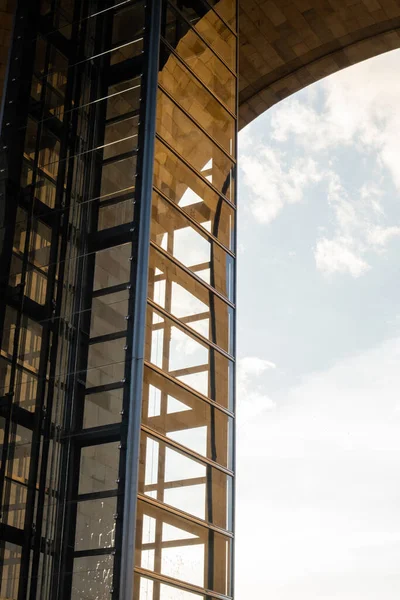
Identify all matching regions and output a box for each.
[142,365,233,468]
[145,305,233,410]
[136,574,205,600]
[83,387,123,429]
[156,90,234,199]
[78,442,120,495]
[75,497,116,551]
[139,432,232,530]
[148,245,233,354]
[135,500,232,595]
[164,5,235,111]
[159,42,235,155]
[71,554,114,600]
[151,192,234,300]
[168,0,236,68]
[0,543,21,600]
[93,243,131,290]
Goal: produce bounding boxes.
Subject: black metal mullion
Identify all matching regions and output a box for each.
[18,19,68,597]
[27,4,89,596]
[118,2,162,599]
[48,3,93,596]
[56,5,116,599]
[0,1,43,595]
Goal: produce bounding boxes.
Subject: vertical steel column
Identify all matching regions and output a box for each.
[119,0,162,597]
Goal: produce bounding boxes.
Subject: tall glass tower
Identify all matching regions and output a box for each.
[0,1,237,599]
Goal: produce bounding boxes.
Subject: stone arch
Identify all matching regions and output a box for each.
[238,0,400,128]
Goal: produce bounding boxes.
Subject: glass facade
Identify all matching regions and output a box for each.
[0,1,237,599]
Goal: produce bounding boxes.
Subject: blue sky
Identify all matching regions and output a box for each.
[236,49,400,598]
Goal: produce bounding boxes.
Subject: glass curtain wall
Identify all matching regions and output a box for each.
[135,1,238,599]
[0,1,146,598]
[0,1,237,599]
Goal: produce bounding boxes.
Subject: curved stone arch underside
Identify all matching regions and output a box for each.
[238,0,400,129]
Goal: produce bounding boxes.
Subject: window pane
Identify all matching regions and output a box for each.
[148,246,234,354]
[139,432,232,530]
[142,365,233,469]
[87,338,127,384]
[151,192,234,300]
[0,543,21,600]
[164,5,235,111]
[90,290,129,338]
[106,78,141,120]
[75,496,117,551]
[110,3,145,64]
[154,138,235,232]
[135,499,232,595]
[79,442,120,494]
[83,387,123,429]
[98,196,134,230]
[100,154,137,198]
[159,42,235,155]
[156,90,234,199]
[94,244,131,291]
[145,304,233,410]
[72,554,114,600]
[4,480,27,528]
[168,0,236,68]
[135,573,206,600]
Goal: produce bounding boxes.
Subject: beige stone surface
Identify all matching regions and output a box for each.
[238,0,400,128]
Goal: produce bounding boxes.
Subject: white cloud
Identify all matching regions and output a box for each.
[240,146,322,223]
[240,51,400,277]
[236,336,400,599]
[236,356,276,421]
[271,49,400,189]
[314,171,400,276]
[315,236,370,277]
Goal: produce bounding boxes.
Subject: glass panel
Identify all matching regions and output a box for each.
[159,41,235,155]
[87,338,127,385]
[83,387,123,429]
[154,137,235,226]
[168,0,236,68]
[78,442,120,494]
[156,90,234,199]
[90,290,129,338]
[98,197,135,230]
[85,364,126,390]
[143,365,233,469]
[100,153,137,198]
[164,5,235,111]
[110,3,145,64]
[139,432,232,530]
[4,425,32,485]
[151,192,234,300]
[135,499,232,595]
[93,243,131,291]
[135,574,206,600]
[149,246,233,354]
[4,480,27,528]
[0,364,38,412]
[71,554,114,600]
[106,78,142,120]
[75,496,117,551]
[145,304,233,410]
[210,0,237,29]
[0,543,21,600]
[104,115,139,159]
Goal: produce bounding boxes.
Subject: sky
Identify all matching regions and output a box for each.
[235,49,400,599]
